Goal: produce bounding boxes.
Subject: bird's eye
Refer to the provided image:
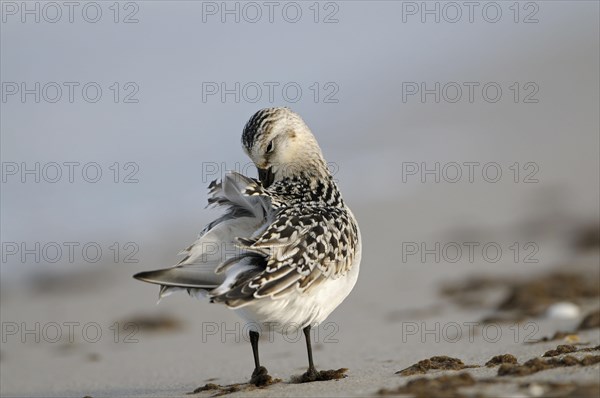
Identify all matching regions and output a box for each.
[266,141,274,153]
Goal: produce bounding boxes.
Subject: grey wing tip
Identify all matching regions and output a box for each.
[133,268,220,289]
[133,270,165,285]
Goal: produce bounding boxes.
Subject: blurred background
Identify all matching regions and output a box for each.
[1,1,599,397]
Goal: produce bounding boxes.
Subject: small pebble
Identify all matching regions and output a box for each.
[528,383,545,397]
[546,302,580,319]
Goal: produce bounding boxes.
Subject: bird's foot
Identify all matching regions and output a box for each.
[250,366,273,386]
[295,367,348,383]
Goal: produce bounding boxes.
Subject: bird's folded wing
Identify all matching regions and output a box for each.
[211,206,358,307]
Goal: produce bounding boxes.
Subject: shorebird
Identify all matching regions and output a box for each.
[134,107,361,385]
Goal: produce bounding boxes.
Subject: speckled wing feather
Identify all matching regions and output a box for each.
[211,198,359,307]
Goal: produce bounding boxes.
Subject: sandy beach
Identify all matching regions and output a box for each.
[2,1,599,397]
[1,199,598,397]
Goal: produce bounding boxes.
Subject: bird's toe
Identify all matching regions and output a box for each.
[296,368,348,383]
[250,366,272,386]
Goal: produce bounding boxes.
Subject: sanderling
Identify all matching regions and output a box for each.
[134,107,361,385]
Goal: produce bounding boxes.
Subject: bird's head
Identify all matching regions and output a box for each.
[241,107,328,187]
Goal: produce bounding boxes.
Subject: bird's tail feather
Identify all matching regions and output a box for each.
[133,266,222,289]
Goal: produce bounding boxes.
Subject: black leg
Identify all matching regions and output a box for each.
[303,326,317,375]
[297,325,348,383]
[250,330,261,369]
[249,331,272,386]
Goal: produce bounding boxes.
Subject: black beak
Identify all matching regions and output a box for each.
[257,167,275,188]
